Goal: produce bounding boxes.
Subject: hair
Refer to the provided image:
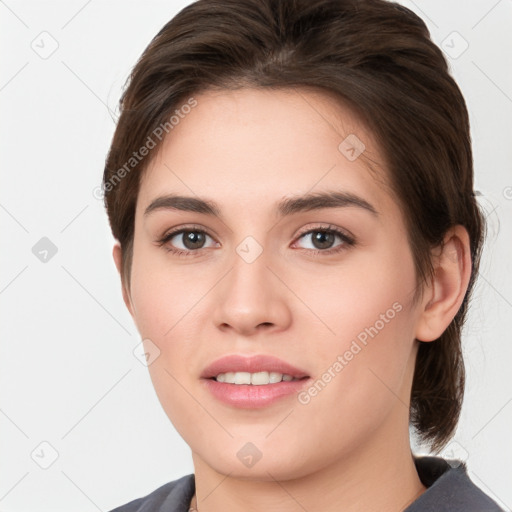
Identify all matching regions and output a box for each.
[102,0,485,452]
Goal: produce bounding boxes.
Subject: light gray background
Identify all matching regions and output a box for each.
[1,0,511,510]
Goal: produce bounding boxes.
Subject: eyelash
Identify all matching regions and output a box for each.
[156,224,356,258]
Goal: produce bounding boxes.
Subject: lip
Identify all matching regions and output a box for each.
[200,354,309,379]
[201,378,310,408]
[200,354,310,409]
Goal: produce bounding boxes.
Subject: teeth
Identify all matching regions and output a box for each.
[214,371,298,385]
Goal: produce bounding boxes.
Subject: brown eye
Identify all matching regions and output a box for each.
[310,231,336,250]
[296,228,353,252]
[158,227,218,255]
[179,231,207,250]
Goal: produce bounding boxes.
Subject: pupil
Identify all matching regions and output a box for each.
[184,231,205,249]
[313,231,334,249]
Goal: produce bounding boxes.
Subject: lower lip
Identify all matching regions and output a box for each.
[201,377,310,408]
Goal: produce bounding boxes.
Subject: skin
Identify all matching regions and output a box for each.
[113,87,471,512]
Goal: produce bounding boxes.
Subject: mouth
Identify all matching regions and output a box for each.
[208,371,307,385]
[200,353,309,381]
[200,354,310,408]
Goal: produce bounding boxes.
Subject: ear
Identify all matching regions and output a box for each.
[112,241,135,318]
[415,225,472,342]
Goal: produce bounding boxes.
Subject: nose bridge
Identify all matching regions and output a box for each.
[226,238,273,307]
[211,236,291,333]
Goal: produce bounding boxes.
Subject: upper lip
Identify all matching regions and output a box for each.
[200,354,310,379]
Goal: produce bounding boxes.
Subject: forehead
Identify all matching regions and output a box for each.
[137,87,394,219]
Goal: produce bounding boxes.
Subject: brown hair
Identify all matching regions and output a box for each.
[103,0,485,452]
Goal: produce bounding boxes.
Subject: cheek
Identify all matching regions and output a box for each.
[129,247,206,436]
[129,242,210,340]
[292,246,418,407]
[293,247,416,347]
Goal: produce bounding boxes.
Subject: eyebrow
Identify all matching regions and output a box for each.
[144,191,379,218]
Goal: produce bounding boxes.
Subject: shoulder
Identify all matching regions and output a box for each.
[108,473,195,512]
[406,456,504,511]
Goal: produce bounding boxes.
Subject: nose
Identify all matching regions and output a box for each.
[211,246,292,337]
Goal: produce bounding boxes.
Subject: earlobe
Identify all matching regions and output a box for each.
[415,226,472,342]
[112,241,135,318]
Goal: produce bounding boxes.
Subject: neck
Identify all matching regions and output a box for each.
[191,418,426,512]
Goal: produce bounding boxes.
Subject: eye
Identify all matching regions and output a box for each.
[294,225,355,254]
[157,226,218,255]
[156,224,355,257]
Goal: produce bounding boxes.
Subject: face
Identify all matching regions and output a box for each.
[120,87,426,481]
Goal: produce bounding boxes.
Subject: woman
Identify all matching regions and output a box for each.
[103,0,503,510]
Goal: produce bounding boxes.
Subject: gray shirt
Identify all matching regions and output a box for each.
[109,456,504,511]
